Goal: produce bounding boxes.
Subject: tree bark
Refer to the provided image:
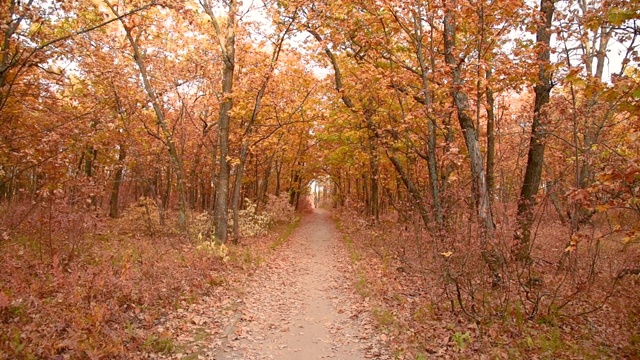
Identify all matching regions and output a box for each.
[485,69,496,197]
[443,3,494,240]
[201,0,238,243]
[415,23,443,226]
[117,15,188,230]
[109,146,126,218]
[386,151,430,227]
[514,0,554,259]
[368,134,379,222]
[231,18,293,242]
[232,142,249,243]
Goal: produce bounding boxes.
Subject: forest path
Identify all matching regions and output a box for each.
[212,208,388,360]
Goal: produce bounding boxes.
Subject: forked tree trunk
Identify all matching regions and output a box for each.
[368,134,380,222]
[443,3,494,240]
[231,18,293,242]
[414,10,444,227]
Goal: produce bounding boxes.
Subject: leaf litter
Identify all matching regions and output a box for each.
[151,209,390,360]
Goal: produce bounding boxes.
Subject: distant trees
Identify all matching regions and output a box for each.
[0,0,324,243]
[0,0,638,251]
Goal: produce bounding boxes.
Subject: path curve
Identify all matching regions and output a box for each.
[215,208,388,360]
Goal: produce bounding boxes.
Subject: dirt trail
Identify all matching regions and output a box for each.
[214,208,387,360]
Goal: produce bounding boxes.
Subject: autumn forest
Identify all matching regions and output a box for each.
[1,0,639,358]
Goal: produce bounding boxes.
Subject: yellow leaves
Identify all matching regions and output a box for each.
[196,241,230,262]
[226,156,241,167]
[565,234,586,253]
[607,8,637,27]
[564,238,577,253]
[623,230,640,245]
[440,251,453,258]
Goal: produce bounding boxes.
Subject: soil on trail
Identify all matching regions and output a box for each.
[214,208,388,360]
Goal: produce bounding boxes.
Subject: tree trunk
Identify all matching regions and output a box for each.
[275,158,282,197]
[416,37,443,227]
[368,135,379,222]
[514,0,554,260]
[109,146,126,218]
[485,69,496,198]
[161,165,172,227]
[117,16,188,230]
[443,4,494,240]
[230,22,290,241]
[232,142,249,243]
[210,129,219,212]
[201,0,238,243]
[386,151,430,227]
[289,168,301,206]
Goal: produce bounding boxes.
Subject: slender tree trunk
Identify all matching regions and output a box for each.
[368,135,380,222]
[289,168,301,206]
[485,69,496,197]
[443,3,494,239]
[232,142,249,243]
[161,165,172,227]
[294,174,303,210]
[514,0,554,260]
[214,71,232,243]
[275,157,283,197]
[116,15,188,230]
[109,146,126,218]
[362,172,369,214]
[210,130,219,212]
[190,141,207,209]
[230,23,291,241]
[200,0,238,243]
[386,151,430,227]
[416,38,443,226]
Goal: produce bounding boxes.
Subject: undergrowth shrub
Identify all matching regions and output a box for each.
[196,239,230,262]
[0,190,297,358]
[231,199,272,237]
[334,203,640,359]
[264,194,296,223]
[121,197,163,236]
[0,195,230,359]
[228,195,295,238]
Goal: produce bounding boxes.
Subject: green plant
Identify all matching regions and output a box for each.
[355,274,371,298]
[412,306,430,323]
[207,274,226,287]
[538,327,563,354]
[145,334,175,354]
[511,301,525,331]
[373,307,395,327]
[270,216,300,250]
[452,331,471,351]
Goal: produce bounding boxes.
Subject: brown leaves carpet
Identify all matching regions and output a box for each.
[156,208,389,360]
